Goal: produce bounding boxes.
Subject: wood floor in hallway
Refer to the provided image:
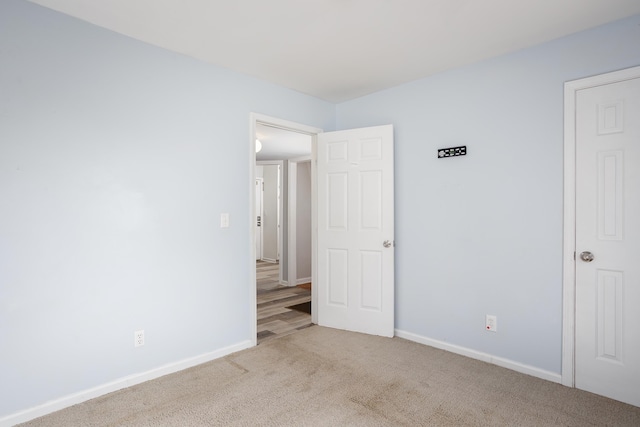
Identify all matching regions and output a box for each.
[257,260,312,344]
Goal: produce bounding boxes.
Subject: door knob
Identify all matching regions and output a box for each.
[580,251,594,262]
[383,240,392,248]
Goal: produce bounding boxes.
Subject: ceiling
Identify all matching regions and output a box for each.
[27,0,640,103]
[255,124,311,161]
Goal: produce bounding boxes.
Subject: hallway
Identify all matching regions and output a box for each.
[256,261,312,344]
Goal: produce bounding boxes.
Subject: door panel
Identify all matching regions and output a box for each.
[575,76,640,407]
[317,125,394,337]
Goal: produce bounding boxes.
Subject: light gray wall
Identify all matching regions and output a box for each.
[296,162,312,281]
[336,14,640,374]
[3,0,640,419]
[0,0,334,418]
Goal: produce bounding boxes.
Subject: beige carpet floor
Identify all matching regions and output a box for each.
[21,326,640,426]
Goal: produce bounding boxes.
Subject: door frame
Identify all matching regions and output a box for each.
[562,65,640,387]
[249,113,323,346]
[256,160,283,267]
[255,177,264,261]
[288,156,312,289]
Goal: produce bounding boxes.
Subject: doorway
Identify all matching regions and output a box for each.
[563,65,640,407]
[250,113,322,345]
[255,177,263,261]
[255,162,282,265]
[288,158,313,289]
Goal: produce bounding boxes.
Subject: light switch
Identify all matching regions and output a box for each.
[220,213,230,228]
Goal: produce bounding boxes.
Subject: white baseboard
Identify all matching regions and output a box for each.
[394,329,562,384]
[260,257,277,263]
[1,340,253,427]
[296,277,312,285]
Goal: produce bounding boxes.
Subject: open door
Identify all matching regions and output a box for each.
[317,125,394,337]
[574,74,640,407]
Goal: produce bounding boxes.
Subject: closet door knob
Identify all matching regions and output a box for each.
[580,251,594,262]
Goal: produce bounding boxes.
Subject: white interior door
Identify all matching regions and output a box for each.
[317,125,394,337]
[575,76,640,407]
[261,165,280,263]
[255,178,263,261]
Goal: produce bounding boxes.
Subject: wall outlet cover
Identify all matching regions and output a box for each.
[485,315,497,332]
[135,330,145,347]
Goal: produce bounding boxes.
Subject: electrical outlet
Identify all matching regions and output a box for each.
[485,315,497,332]
[135,330,145,347]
